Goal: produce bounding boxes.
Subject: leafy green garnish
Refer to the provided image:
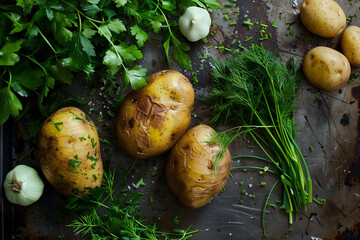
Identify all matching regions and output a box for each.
[0,0,221,125]
[66,162,198,239]
[206,45,312,236]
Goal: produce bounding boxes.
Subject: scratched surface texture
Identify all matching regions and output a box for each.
[1,0,360,239]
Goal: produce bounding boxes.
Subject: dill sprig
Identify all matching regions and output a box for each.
[206,45,312,236]
[66,160,198,239]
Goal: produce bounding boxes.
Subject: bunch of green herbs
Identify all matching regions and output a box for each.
[206,45,312,236]
[0,0,221,125]
[66,161,198,239]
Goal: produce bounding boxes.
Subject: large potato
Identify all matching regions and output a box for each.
[166,125,231,209]
[341,26,360,67]
[38,107,103,197]
[116,70,194,159]
[303,46,351,91]
[300,0,346,38]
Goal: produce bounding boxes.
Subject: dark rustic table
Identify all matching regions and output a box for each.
[1,0,360,239]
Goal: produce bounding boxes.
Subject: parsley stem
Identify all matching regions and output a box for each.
[37,29,58,54]
[21,54,48,75]
[7,70,12,91]
[3,13,22,27]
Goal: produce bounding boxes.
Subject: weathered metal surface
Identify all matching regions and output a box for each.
[1,0,360,239]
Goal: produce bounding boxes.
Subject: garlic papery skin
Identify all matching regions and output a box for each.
[179,6,211,42]
[4,165,45,206]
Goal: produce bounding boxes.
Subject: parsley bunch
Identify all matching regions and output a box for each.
[0,0,221,125]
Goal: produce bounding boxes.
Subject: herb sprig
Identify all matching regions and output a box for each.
[66,161,198,239]
[0,0,221,125]
[206,45,312,236]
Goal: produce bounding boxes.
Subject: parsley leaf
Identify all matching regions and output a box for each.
[123,65,148,90]
[130,24,148,48]
[48,63,74,85]
[68,31,95,70]
[99,19,126,38]
[51,12,74,46]
[113,0,127,7]
[0,39,24,66]
[200,0,222,9]
[171,36,192,70]
[39,75,55,104]
[16,0,36,15]
[0,86,22,125]
[148,14,164,33]
[117,43,142,65]
[12,68,44,90]
[163,36,171,66]
[103,47,122,75]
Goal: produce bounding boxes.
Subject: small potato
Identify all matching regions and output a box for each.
[341,26,360,67]
[38,107,103,197]
[300,0,346,38]
[166,125,231,209]
[116,70,194,159]
[303,46,351,91]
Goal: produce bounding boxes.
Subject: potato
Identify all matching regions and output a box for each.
[303,46,351,91]
[341,26,360,67]
[166,125,231,209]
[116,70,194,159]
[300,0,346,38]
[38,107,103,197]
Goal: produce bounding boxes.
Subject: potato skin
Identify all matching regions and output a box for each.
[116,70,194,159]
[341,26,360,67]
[166,125,231,209]
[303,46,351,91]
[38,107,103,197]
[300,0,346,38]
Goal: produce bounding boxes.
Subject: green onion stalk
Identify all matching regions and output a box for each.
[206,45,312,236]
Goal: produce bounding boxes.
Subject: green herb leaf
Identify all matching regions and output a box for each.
[113,0,127,7]
[99,19,126,38]
[51,12,74,45]
[163,36,171,66]
[16,0,36,14]
[0,39,24,66]
[39,75,55,104]
[149,14,164,33]
[117,43,142,65]
[171,36,192,70]
[12,65,44,90]
[48,63,74,85]
[130,24,148,48]
[68,31,94,70]
[82,28,97,39]
[0,87,22,125]
[123,65,148,90]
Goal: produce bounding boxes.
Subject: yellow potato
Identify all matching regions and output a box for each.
[341,26,360,67]
[38,107,103,197]
[166,125,231,209]
[303,46,351,91]
[116,70,194,159]
[300,0,346,38]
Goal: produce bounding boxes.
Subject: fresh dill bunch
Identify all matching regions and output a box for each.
[207,45,300,129]
[206,45,312,236]
[66,164,198,239]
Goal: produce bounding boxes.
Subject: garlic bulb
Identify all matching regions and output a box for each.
[178,6,211,42]
[3,165,44,206]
